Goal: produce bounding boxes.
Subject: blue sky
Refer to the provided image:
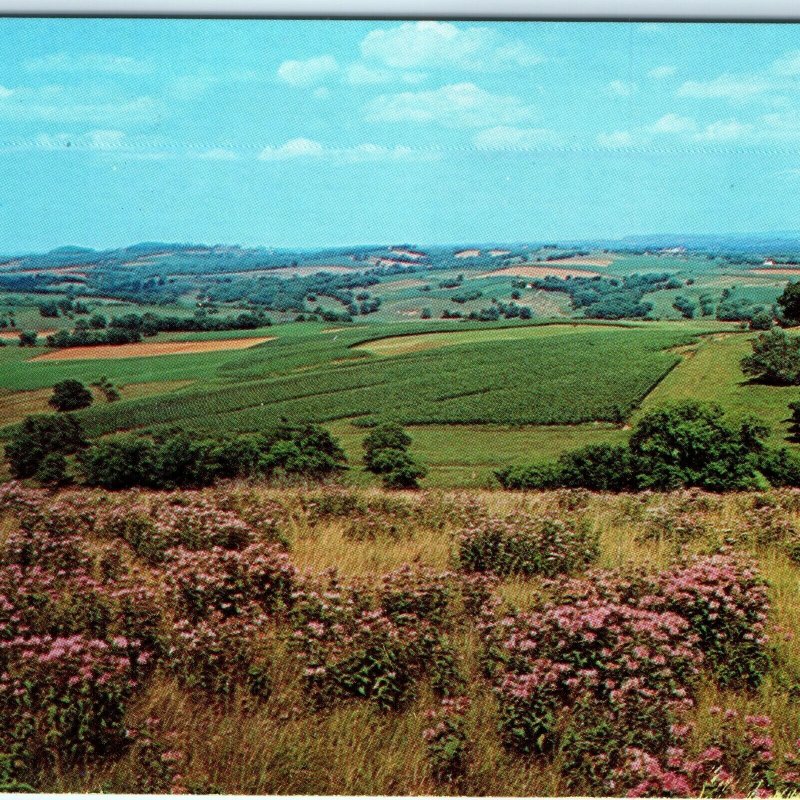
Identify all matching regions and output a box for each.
[1,19,800,251]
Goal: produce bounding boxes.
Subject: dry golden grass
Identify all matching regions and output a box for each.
[16,485,800,795]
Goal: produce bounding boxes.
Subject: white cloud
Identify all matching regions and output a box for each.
[648,65,676,79]
[313,87,331,99]
[473,125,561,149]
[649,113,696,134]
[24,52,152,75]
[360,21,543,71]
[0,87,163,124]
[345,63,393,85]
[772,50,800,76]
[258,138,438,163]
[365,82,536,128]
[596,131,634,148]
[693,119,752,141]
[259,137,325,160]
[607,80,637,97]
[277,56,338,87]
[677,74,775,100]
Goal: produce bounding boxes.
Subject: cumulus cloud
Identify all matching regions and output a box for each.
[365,82,536,128]
[258,138,438,163]
[0,86,163,124]
[277,56,338,87]
[648,65,676,79]
[23,52,152,75]
[607,80,637,97]
[360,21,543,71]
[596,131,634,148]
[473,125,561,149]
[677,74,775,100]
[649,113,697,134]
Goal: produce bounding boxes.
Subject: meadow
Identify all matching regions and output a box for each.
[3,481,800,796]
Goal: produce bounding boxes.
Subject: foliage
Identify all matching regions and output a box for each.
[4,414,88,479]
[456,513,598,577]
[741,328,800,384]
[48,379,93,412]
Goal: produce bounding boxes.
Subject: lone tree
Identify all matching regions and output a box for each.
[777,280,800,325]
[48,379,93,412]
[741,328,800,385]
[362,422,426,489]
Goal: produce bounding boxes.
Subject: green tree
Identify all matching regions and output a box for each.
[777,280,800,325]
[363,423,412,472]
[48,379,93,412]
[4,414,88,479]
[79,436,158,489]
[741,328,800,384]
[749,310,774,331]
[629,401,769,491]
[18,331,37,347]
[34,452,70,486]
[370,448,428,489]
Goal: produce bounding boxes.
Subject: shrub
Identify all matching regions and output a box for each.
[456,514,598,577]
[166,613,270,699]
[48,379,93,412]
[167,543,295,621]
[423,697,471,784]
[0,634,148,768]
[363,424,412,472]
[741,328,800,385]
[5,414,88,479]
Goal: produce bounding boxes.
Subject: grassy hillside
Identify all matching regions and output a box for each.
[4,483,800,795]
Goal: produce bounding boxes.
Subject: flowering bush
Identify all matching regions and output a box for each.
[650,554,770,687]
[166,612,270,699]
[457,513,599,577]
[166,543,295,621]
[495,599,700,757]
[292,569,457,710]
[379,565,455,624]
[0,634,147,768]
[423,696,471,783]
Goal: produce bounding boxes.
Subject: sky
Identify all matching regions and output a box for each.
[1,19,800,252]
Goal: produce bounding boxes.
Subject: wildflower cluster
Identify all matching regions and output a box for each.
[291,566,461,710]
[423,696,471,783]
[457,513,599,577]
[166,543,296,621]
[487,553,771,793]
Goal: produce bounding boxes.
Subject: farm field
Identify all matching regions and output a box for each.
[30,335,276,361]
[2,315,794,487]
[5,482,800,795]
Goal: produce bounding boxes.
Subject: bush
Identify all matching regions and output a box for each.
[557,443,637,491]
[80,436,158,489]
[4,414,88,479]
[49,379,93,412]
[741,328,800,384]
[457,514,598,577]
[363,423,425,488]
[363,424,412,472]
